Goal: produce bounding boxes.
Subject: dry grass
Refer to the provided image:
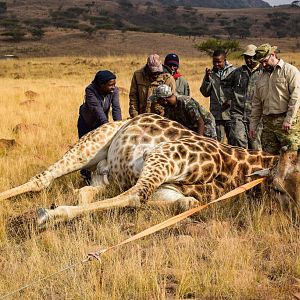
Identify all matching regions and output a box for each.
[0,54,300,299]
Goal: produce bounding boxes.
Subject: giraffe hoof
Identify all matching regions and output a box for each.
[177,197,199,212]
[37,208,50,227]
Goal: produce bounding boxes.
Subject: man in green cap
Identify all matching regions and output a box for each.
[249,43,300,154]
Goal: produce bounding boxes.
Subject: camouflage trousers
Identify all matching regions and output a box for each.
[261,114,300,155]
[229,118,262,150]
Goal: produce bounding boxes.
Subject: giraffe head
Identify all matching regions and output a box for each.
[271,147,300,207]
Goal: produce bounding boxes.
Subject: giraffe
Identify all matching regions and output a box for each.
[1,113,286,229]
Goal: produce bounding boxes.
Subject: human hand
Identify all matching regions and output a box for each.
[205,68,212,81]
[221,101,231,111]
[249,128,256,140]
[282,121,291,132]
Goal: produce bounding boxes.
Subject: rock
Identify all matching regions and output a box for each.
[13,123,42,134]
[0,139,17,151]
[24,90,39,99]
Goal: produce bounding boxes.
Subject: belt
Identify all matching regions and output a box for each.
[263,112,286,118]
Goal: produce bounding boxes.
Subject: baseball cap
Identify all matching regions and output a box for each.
[147,54,163,73]
[149,84,173,102]
[242,44,257,57]
[164,53,179,67]
[254,43,278,62]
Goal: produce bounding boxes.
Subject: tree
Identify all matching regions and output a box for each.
[2,27,26,42]
[29,26,45,40]
[0,1,7,14]
[195,39,240,55]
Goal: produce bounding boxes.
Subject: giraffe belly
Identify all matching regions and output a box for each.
[107,142,155,190]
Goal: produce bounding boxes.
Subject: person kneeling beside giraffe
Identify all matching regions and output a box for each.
[150,84,217,139]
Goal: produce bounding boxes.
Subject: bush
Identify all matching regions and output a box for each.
[0,1,7,14]
[2,27,26,42]
[28,26,45,40]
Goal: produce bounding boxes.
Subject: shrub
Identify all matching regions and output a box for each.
[2,27,26,42]
[0,1,7,14]
[28,26,45,40]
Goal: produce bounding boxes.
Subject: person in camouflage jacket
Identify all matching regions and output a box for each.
[229,45,263,150]
[150,84,217,139]
[200,49,235,143]
[129,54,176,117]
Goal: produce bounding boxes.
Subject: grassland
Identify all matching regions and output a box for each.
[0,54,300,299]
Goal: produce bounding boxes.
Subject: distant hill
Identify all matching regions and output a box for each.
[0,0,299,44]
[133,0,270,8]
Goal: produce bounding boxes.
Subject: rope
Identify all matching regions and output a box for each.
[0,178,264,299]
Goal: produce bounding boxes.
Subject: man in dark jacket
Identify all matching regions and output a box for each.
[78,70,122,138]
[77,70,122,183]
[200,49,235,143]
[229,45,263,149]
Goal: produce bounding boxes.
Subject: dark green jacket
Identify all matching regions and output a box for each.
[200,62,235,121]
[230,64,263,122]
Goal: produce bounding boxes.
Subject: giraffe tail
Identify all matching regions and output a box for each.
[0,180,42,201]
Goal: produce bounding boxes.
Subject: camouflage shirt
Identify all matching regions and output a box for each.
[164,95,217,139]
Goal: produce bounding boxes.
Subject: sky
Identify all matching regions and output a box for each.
[264,0,294,5]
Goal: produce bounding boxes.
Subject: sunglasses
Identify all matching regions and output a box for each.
[260,54,272,64]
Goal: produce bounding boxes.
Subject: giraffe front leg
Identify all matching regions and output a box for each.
[35,188,142,227]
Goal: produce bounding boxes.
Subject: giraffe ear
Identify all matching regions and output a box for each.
[246,168,271,177]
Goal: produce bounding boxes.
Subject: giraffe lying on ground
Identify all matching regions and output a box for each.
[1,113,298,228]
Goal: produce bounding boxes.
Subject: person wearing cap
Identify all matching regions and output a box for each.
[229,44,263,150]
[129,54,176,118]
[78,70,122,183]
[150,84,217,139]
[200,49,236,143]
[249,43,300,154]
[164,53,190,96]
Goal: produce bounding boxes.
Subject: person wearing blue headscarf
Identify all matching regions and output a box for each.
[78,70,122,137]
[77,70,122,183]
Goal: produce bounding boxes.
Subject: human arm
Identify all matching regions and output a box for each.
[249,85,263,140]
[196,117,205,135]
[199,68,212,97]
[85,86,108,125]
[284,66,300,128]
[129,73,139,118]
[111,87,122,121]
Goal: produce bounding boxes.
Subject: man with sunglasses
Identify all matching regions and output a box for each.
[229,44,263,149]
[249,43,300,154]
